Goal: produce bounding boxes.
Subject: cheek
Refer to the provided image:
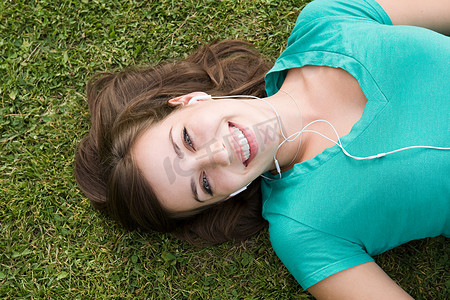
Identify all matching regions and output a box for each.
[208,168,242,196]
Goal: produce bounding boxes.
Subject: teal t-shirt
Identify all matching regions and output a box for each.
[262,0,450,290]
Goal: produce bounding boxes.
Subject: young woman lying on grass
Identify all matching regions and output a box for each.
[75,0,450,298]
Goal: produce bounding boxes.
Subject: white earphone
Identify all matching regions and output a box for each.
[229,182,252,197]
[185,93,450,194]
[270,118,450,179]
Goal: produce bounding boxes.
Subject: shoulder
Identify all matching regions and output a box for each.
[267,214,373,290]
[296,0,392,26]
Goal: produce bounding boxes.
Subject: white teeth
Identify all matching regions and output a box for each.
[232,126,251,161]
[243,149,250,160]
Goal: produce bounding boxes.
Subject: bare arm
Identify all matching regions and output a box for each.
[376,0,450,35]
[307,262,414,300]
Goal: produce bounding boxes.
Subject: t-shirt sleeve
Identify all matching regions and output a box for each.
[265,0,392,96]
[295,0,392,29]
[268,213,374,290]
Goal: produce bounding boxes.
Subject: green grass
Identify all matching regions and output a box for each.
[0,0,448,298]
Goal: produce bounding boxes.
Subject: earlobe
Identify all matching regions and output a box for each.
[168,96,188,107]
[167,92,211,107]
[167,96,184,107]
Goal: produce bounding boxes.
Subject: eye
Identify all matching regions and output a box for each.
[183,127,194,149]
[202,172,213,196]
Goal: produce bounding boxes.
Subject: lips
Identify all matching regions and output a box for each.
[228,122,258,166]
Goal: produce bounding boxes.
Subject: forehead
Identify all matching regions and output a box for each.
[132,113,200,212]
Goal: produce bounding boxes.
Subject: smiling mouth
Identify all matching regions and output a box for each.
[229,123,257,167]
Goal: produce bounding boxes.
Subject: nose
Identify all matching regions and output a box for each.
[191,138,230,169]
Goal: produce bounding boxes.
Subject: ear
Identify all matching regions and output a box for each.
[168,92,211,107]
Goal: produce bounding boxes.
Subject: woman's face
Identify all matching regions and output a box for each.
[132,93,280,214]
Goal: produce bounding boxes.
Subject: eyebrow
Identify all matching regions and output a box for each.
[190,178,202,203]
[169,127,202,203]
[169,127,183,159]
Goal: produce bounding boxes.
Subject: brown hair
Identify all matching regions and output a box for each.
[75,40,272,245]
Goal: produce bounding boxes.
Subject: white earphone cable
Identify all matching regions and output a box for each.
[206,94,450,183]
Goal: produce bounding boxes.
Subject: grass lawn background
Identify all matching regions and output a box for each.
[1,0,448,298]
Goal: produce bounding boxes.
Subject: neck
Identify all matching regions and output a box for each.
[262,88,310,172]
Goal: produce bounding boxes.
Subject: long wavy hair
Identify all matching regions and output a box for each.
[75,40,272,245]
